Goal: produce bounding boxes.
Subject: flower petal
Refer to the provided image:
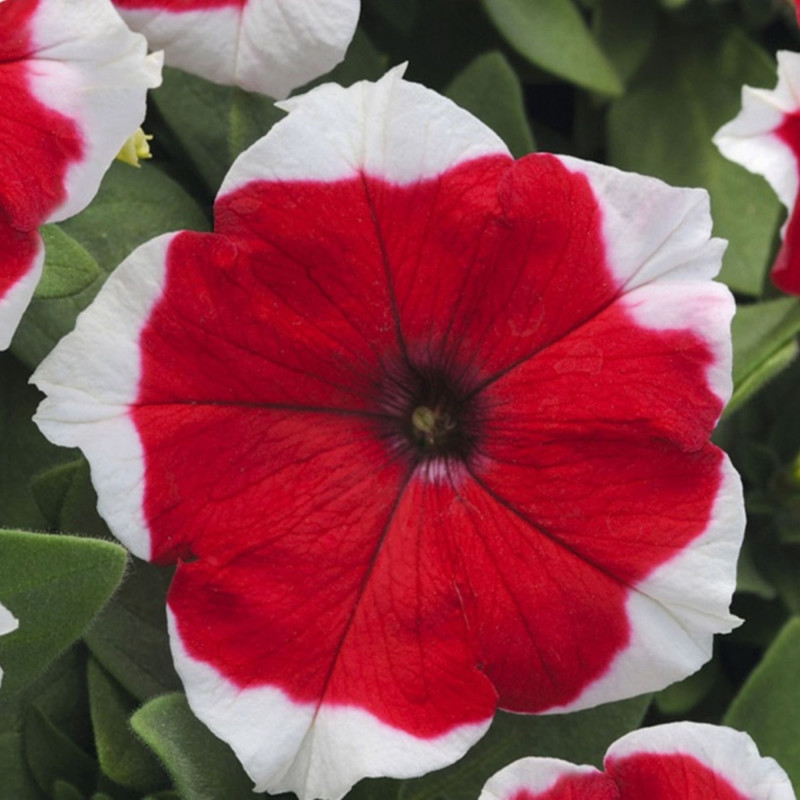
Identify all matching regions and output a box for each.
[222,65,509,187]
[32,71,743,798]
[478,723,795,800]
[0,223,43,350]
[605,722,795,800]
[713,51,800,294]
[23,0,163,223]
[113,0,359,97]
[479,759,616,800]
[166,474,497,799]
[471,434,741,711]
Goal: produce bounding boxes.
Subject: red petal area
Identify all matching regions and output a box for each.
[607,752,747,799]
[509,773,618,800]
[773,112,800,295]
[114,0,244,8]
[475,432,722,611]
[386,154,618,383]
[218,154,624,390]
[0,0,84,230]
[0,220,40,302]
[484,297,724,455]
[441,475,631,712]
[136,229,398,412]
[160,412,496,736]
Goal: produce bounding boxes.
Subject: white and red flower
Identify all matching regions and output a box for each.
[0,0,162,349]
[714,51,800,295]
[479,722,795,800]
[0,600,18,688]
[33,68,744,800]
[112,0,360,97]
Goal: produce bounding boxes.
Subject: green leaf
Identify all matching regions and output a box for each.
[736,537,777,599]
[0,530,126,697]
[0,647,88,800]
[88,659,168,793]
[35,227,101,301]
[24,706,98,798]
[158,29,385,192]
[11,162,209,368]
[446,51,535,157]
[594,0,656,85]
[394,695,650,799]
[142,793,182,800]
[315,27,388,89]
[31,459,112,540]
[130,694,262,800]
[84,558,181,702]
[727,298,800,416]
[151,68,242,194]
[52,781,86,800]
[226,88,286,168]
[481,0,623,95]
[153,68,283,196]
[724,616,800,789]
[654,658,718,715]
[607,25,781,296]
[0,352,74,530]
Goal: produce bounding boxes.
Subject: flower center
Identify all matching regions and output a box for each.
[411,404,457,450]
[380,361,482,467]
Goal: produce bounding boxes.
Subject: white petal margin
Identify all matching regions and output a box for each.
[27,0,163,223]
[116,0,360,98]
[0,601,20,689]
[622,278,736,417]
[550,455,744,713]
[167,609,492,800]
[0,232,43,351]
[559,156,728,290]
[606,722,796,800]
[32,234,177,561]
[479,758,605,800]
[220,65,511,192]
[714,51,800,226]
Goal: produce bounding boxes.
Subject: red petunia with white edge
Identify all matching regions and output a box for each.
[33,67,745,800]
[0,600,18,689]
[479,722,796,800]
[714,51,800,296]
[0,0,162,349]
[112,0,360,97]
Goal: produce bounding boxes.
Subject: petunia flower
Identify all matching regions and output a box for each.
[0,0,162,350]
[0,601,19,689]
[479,722,796,800]
[111,0,360,98]
[713,51,800,295]
[33,68,745,800]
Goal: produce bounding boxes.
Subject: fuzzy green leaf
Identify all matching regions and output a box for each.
[0,531,126,697]
[130,694,262,800]
[84,559,180,702]
[31,459,111,540]
[24,706,98,797]
[88,659,168,793]
[35,227,101,301]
